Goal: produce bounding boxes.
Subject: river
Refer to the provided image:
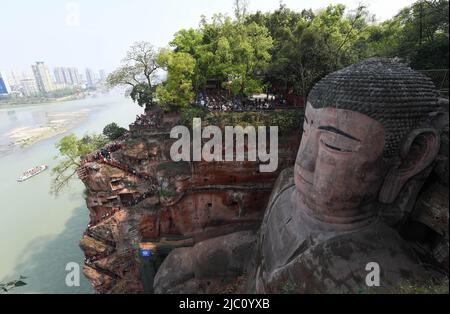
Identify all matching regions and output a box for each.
[0,92,143,293]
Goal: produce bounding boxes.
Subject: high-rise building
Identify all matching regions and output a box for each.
[61,67,72,85]
[20,78,39,96]
[8,71,22,87]
[31,62,55,93]
[52,66,84,86]
[68,67,82,85]
[85,68,96,88]
[99,69,107,82]
[53,67,66,85]
[0,71,11,95]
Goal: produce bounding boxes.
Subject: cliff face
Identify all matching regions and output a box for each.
[78,110,301,293]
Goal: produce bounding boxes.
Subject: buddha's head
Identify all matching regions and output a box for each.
[295,58,441,223]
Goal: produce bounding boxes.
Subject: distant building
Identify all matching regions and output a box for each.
[53,67,66,85]
[85,68,96,88]
[68,67,82,85]
[20,77,39,96]
[6,71,39,96]
[99,69,107,82]
[31,62,55,93]
[8,71,22,87]
[62,67,73,85]
[0,71,11,95]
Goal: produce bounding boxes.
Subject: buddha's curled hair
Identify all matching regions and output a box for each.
[308,58,441,157]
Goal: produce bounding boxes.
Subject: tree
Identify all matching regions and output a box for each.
[366,0,449,69]
[103,123,127,140]
[51,134,108,195]
[247,3,372,96]
[107,41,162,109]
[222,21,273,96]
[156,49,196,110]
[234,0,249,23]
[170,28,206,91]
[167,3,273,99]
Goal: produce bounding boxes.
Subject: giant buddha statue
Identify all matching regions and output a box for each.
[252,58,443,293]
[154,58,445,294]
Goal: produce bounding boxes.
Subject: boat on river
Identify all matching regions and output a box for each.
[17,165,48,182]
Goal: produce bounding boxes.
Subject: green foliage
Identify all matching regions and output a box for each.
[166,6,273,100]
[246,0,448,96]
[280,281,299,294]
[179,106,208,126]
[103,122,127,140]
[129,83,156,108]
[107,41,162,109]
[247,3,373,96]
[366,0,449,69]
[358,278,449,294]
[394,279,449,294]
[109,0,448,109]
[181,108,304,135]
[158,189,178,198]
[156,50,197,110]
[51,133,108,195]
[46,87,82,98]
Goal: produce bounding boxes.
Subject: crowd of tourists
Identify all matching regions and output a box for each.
[196,90,288,112]
[133,111,161,128]
[84,254,105,265]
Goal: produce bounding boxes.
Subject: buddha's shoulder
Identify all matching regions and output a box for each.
[266,167,295,210]
[258,167,296,234]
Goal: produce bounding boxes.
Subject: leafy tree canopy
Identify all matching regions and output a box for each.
[156,49,197,110]
[103,122,127,141]
[51,133,108,195]
[107,41,162,109]
[109,0,448,108]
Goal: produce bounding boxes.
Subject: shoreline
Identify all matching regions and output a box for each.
[0,92,94,110]
[5,109,90,150]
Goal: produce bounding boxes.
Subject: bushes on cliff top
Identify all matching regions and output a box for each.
[103,122,127,140]
[180,106,304,135]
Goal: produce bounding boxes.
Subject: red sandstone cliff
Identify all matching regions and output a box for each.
[78,110,301,293]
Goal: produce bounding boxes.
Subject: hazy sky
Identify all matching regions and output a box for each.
[0,0,416,74]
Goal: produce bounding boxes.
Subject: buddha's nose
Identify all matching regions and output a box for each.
[297,138,317,173]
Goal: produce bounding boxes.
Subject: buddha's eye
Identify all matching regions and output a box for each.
[324,143,344,151]
[321,139,354,153]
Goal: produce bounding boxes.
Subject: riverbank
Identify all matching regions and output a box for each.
[0,93,143,293]
[6,109,90,148]
[0,92,91,109]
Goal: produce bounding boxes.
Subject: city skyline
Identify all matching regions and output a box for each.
[3,62,107,97]
[0,0,417,74]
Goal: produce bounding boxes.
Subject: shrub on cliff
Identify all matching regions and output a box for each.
[51,133,108,195]
[103,122,127,141]
[155,49,197,111]
[107,41,162,111]
[181,108,304,135]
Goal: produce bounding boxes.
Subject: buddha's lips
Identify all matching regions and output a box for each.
[296,170,313,186]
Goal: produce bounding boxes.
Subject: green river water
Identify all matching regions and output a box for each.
[0,92,143,293]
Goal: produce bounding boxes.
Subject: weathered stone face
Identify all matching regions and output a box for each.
[307,58,440,157]
[251,59,445,294]
[295,103,385,221]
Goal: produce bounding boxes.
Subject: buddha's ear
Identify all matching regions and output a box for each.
[378,128,440,204]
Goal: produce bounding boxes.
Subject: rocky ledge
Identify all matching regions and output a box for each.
[78,108,301,293]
